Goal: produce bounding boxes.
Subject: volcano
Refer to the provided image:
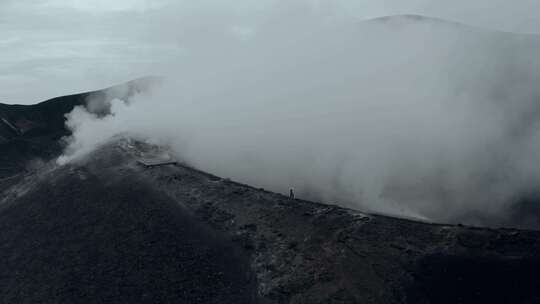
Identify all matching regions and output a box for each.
[0,85,539,304]
[2,15,540,304]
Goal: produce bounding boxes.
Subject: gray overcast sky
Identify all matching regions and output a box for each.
[2,0,540,104]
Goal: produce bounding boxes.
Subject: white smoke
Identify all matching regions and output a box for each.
[58,9,540,226]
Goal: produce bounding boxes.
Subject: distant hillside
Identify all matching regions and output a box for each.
[0,77,158,178]
[366,14,539,36]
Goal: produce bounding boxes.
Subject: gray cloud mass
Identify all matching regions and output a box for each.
[4,0,540,227]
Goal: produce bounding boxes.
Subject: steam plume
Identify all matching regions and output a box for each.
[59,12,540,228]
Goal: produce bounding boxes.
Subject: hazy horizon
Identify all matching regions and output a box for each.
[3,0,540,103]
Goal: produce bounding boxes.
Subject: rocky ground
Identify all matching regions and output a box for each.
[0,83,540,303]
[0,139,539,303]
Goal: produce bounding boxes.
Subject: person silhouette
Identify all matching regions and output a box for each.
[289,188,295,199]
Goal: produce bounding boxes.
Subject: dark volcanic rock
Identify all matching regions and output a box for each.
[2,141,539,303]
[0,148,256,303]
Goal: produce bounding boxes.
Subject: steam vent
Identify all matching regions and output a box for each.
[3,5,540,303]
[0,75,538,303]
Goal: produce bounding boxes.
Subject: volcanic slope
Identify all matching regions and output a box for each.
[1,15,540,303]
[0,102,539,302]
[2,138,540,303]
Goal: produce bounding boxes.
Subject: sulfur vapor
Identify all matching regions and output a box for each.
[58,10,540,228]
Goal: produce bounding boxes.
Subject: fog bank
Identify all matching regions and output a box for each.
[59,13,540,226]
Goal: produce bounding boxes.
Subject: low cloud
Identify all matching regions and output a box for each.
[57,12,540,228]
